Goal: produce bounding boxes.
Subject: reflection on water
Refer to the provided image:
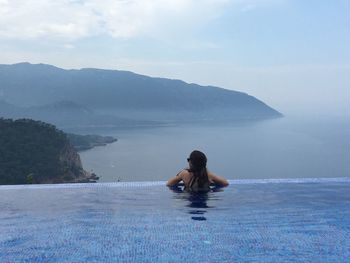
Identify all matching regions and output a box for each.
[187,193,209,221]
[168,185,225,221]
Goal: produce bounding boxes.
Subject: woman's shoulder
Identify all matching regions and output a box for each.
[178,169,191,177]
[175,169,192,182]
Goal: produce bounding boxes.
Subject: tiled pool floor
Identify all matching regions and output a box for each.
[1,179,350,262]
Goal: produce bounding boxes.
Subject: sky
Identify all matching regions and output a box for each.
[0,0,349,117]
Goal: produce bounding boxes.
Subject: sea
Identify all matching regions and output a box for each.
[78,116,350,182]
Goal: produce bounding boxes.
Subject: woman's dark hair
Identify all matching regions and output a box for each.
[188,150,209,189]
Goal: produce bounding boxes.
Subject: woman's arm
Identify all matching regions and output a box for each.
[166,171,184,187]
[208,171,229,187]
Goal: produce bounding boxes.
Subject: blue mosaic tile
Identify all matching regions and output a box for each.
[0,178,350,262]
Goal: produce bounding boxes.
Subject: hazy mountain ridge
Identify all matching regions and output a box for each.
[0,62,282,125]
[0,100,160,129]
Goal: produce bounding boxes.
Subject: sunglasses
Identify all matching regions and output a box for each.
[187,158,191,162]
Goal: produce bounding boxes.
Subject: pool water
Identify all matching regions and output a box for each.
[1,179,350,262]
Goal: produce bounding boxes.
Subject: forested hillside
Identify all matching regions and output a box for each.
[0,118,95,185]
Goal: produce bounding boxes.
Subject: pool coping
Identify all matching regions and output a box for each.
[0,177,350,190]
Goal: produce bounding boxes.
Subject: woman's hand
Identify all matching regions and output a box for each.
[208,171,229,187]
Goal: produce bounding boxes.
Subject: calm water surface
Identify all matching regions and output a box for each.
[79,117,350,182]
[1,181,350,262]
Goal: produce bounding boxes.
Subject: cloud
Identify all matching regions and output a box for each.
[0,0,101,40]
[0,0,230,40]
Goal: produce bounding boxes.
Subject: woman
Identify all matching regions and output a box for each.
[166,150,229,191]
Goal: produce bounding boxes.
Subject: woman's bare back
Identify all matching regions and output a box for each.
[170,169,228,188]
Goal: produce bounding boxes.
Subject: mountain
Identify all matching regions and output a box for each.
[0,100,159,129]
[0,118,97,185]
[0,62,282,123]
[0,100,24,116]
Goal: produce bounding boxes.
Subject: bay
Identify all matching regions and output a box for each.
[79,116,350,182]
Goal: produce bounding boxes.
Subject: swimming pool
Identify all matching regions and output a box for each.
[1,178,350,262]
